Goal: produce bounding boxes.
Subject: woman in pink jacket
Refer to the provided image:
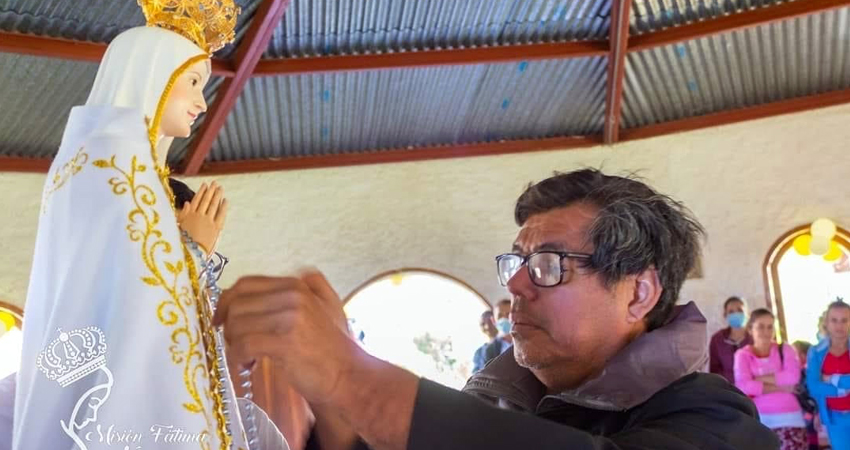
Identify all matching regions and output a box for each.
[735,308,807,450]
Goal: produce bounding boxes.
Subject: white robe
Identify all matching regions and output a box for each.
[14,27,254,450]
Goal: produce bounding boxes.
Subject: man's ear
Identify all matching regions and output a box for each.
[627,267,663,324]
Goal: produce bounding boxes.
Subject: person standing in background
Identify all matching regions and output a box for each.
[472,310,499,373]
[807,301,850,450]
[710,296,752,383]
[734,309,807,449]
[481,299,513,366]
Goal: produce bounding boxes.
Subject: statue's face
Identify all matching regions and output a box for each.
[160,59,210,138]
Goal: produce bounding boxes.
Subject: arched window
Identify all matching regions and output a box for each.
[0,301,23,380]
[344,269,491,389]
[764,225,850,343]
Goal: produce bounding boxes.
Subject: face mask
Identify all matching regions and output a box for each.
[496,318,512,336]
[727,312,746,329]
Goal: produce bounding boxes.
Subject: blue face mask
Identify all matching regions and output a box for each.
[727,312,746,329]
[496,318,512,336]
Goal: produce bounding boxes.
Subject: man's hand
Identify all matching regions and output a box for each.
[214,270,420,450]
[213,272,357,404]
[177,181,228,255]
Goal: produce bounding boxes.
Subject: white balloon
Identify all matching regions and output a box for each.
[812,218,837,239]
[811,235,831,256]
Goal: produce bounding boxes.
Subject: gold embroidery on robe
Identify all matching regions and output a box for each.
[92,154,215,449]
[143,53,232,450]
[42,148,88,214]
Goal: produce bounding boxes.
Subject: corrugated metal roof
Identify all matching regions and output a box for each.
[0,53,97,158]
[0,51,224,163]
[266,0,611,58]
[209,57,606,161]
[0,0,142,42]
[0,0,261,58]
[630,0,785,34]
[2,0,848,167]
[622,6,850,128]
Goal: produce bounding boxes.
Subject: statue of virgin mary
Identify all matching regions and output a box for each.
[12,2,271,449]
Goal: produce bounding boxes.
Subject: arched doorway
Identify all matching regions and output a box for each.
[344,269,491,389]
[764,225,850,343]
[0,301,23,380]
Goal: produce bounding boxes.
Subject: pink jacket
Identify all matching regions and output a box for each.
[734,343,802,415]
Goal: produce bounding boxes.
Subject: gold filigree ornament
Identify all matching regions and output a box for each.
[92,154,231,449]
[42,147,89,214]
[137,0,241,54]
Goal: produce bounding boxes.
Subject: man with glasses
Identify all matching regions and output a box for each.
[215,169,777,449]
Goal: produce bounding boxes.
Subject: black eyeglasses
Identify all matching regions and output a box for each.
[495,251,592,287]
[209,251,229,282]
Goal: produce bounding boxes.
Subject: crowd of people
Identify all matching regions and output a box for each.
[704,296,850,449]
[467,290,850,450]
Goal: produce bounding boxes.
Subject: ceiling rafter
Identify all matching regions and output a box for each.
[603,0,631,144]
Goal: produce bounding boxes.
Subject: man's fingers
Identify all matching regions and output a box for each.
[213,276,304,326]
[301,269,340,305]
[228,335,280,366]
[222,310,296,346]
[300,269,350,335]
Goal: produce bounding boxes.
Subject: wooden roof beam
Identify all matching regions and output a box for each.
[603,0,631,144]
[0,31,235,76]
[619,87,850,141]
[0,156,52,173]
[198,136,601,174]
[629,0,850,52]
[251,41,609,76]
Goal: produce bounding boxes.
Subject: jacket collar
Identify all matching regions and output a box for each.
[463,302,709,412]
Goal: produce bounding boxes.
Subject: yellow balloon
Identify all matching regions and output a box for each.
[0,311,14,332]
[390,273,405,286]
[793,234,812,256]
[812,218,837,239]
[825,241,844,262]
[811,235,831,256]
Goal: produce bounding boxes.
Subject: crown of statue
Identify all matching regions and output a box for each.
[137,0,241,54]
[36,327,108,387]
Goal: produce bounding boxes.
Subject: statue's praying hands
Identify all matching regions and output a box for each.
[177,181,228,255]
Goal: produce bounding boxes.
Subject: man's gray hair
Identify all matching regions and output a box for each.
[514,169,705,331]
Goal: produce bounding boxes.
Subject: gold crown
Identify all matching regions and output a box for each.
[137,0,241,53]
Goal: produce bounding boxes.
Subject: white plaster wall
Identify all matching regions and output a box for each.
[2,104,849,334]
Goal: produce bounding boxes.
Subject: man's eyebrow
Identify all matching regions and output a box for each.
[536,242,568,252]
[511,241,568,253]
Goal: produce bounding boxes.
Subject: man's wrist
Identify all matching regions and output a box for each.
[324,342,419,450]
